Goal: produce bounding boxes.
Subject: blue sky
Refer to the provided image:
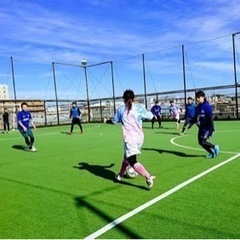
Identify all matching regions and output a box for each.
[0,0,240,100]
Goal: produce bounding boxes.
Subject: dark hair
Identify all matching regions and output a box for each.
[123,89,134,100]
[195,90,207,102]
[72,101,77,105]
[21,102,28,108]
[170,100,174,104]
[123,90,135,114]
[155,100,159,104]
[187,97,193,100]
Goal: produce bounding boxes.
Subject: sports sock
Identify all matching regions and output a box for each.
[119,159,129,176]
[133,162,151,179]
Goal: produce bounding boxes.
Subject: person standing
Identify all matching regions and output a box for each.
[151,100,162,129]
[68,102,83,134]
[2,108,10,133]
[104,89,156,190]
[180,97,196,135]
[194,90,219,159]
[17,102,37,152]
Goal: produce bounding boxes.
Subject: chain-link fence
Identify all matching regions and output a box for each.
[1,84,238,131]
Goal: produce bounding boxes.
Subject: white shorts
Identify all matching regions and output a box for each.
[174,114,180,121]
[124,141,142,158]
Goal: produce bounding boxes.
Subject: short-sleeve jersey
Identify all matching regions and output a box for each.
[17,110,32,129]
[151,105,161,117]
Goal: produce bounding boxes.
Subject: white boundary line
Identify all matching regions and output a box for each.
[0,124,100,142]
[170,135,239,155]
[85,153,240,239]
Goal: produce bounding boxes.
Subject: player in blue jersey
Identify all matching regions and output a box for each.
[180,97,196,135]
[194,91,219,158]
[68,102,83,134]
[169,100,182,129]
[151,100,162,129]
[17,102,37,152]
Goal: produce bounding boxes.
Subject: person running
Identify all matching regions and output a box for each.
[180,97,196,135]
[151,100,162,129]
[17,102,37,152]
[68,101,83,134]
[194,90,219,159]
[2,108,10,133]
[169,100,182,129]
[104,89,156,190]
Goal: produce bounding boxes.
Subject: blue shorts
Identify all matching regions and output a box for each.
[198,128,213,139]
[184,118,192,126]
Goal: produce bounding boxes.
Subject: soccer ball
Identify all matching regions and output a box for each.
[125,165,138,179]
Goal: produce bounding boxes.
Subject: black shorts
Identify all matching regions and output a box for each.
[72,118,81,125]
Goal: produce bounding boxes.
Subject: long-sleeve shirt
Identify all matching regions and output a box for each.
[195,101,214,131]
[2,112,9,121]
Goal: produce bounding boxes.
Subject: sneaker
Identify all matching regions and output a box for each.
[179,132,184,136]
[146,176,156,189]
[115,174,122,182]
[30,146,37,152]
[214,145,220,156]
[206,152,215,159]
[67,132,72,135]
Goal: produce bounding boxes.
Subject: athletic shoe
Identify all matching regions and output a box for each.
[206,153,215,159]
[115,174,122,182]
[67,132,72,135]
[179,132,184,136]
[214,145,220,156]
[30,146,37,152]
[146,176,156,189]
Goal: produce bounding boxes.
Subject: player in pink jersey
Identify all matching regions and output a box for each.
[104,90,156,190]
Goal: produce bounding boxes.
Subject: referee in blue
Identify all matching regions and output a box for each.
[68,101,83,134]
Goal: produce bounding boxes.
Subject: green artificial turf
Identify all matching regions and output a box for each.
[0,121,239,239]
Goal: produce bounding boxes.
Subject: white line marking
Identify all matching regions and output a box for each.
[170,136,239,155]
[0,124,100,142]
[84,153,240,239]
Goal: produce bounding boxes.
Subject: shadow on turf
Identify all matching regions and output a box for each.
[155,131,182,135]
[74,162,116,181]
[73,162,147,190]
[75,196,143,239]
[12,145,27,151]
[142,147,204,158]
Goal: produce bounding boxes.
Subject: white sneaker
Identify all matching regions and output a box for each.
[146,176,156,189]
[30,146,37,152]
[115,174,122,182]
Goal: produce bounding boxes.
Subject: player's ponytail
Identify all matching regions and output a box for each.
[123,90,135,114]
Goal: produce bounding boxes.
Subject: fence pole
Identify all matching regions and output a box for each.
[232,32,240,119]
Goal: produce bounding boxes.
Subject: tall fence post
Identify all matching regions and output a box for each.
[232,32,240,119]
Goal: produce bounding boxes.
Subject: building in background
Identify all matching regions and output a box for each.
[0,85,9,99]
